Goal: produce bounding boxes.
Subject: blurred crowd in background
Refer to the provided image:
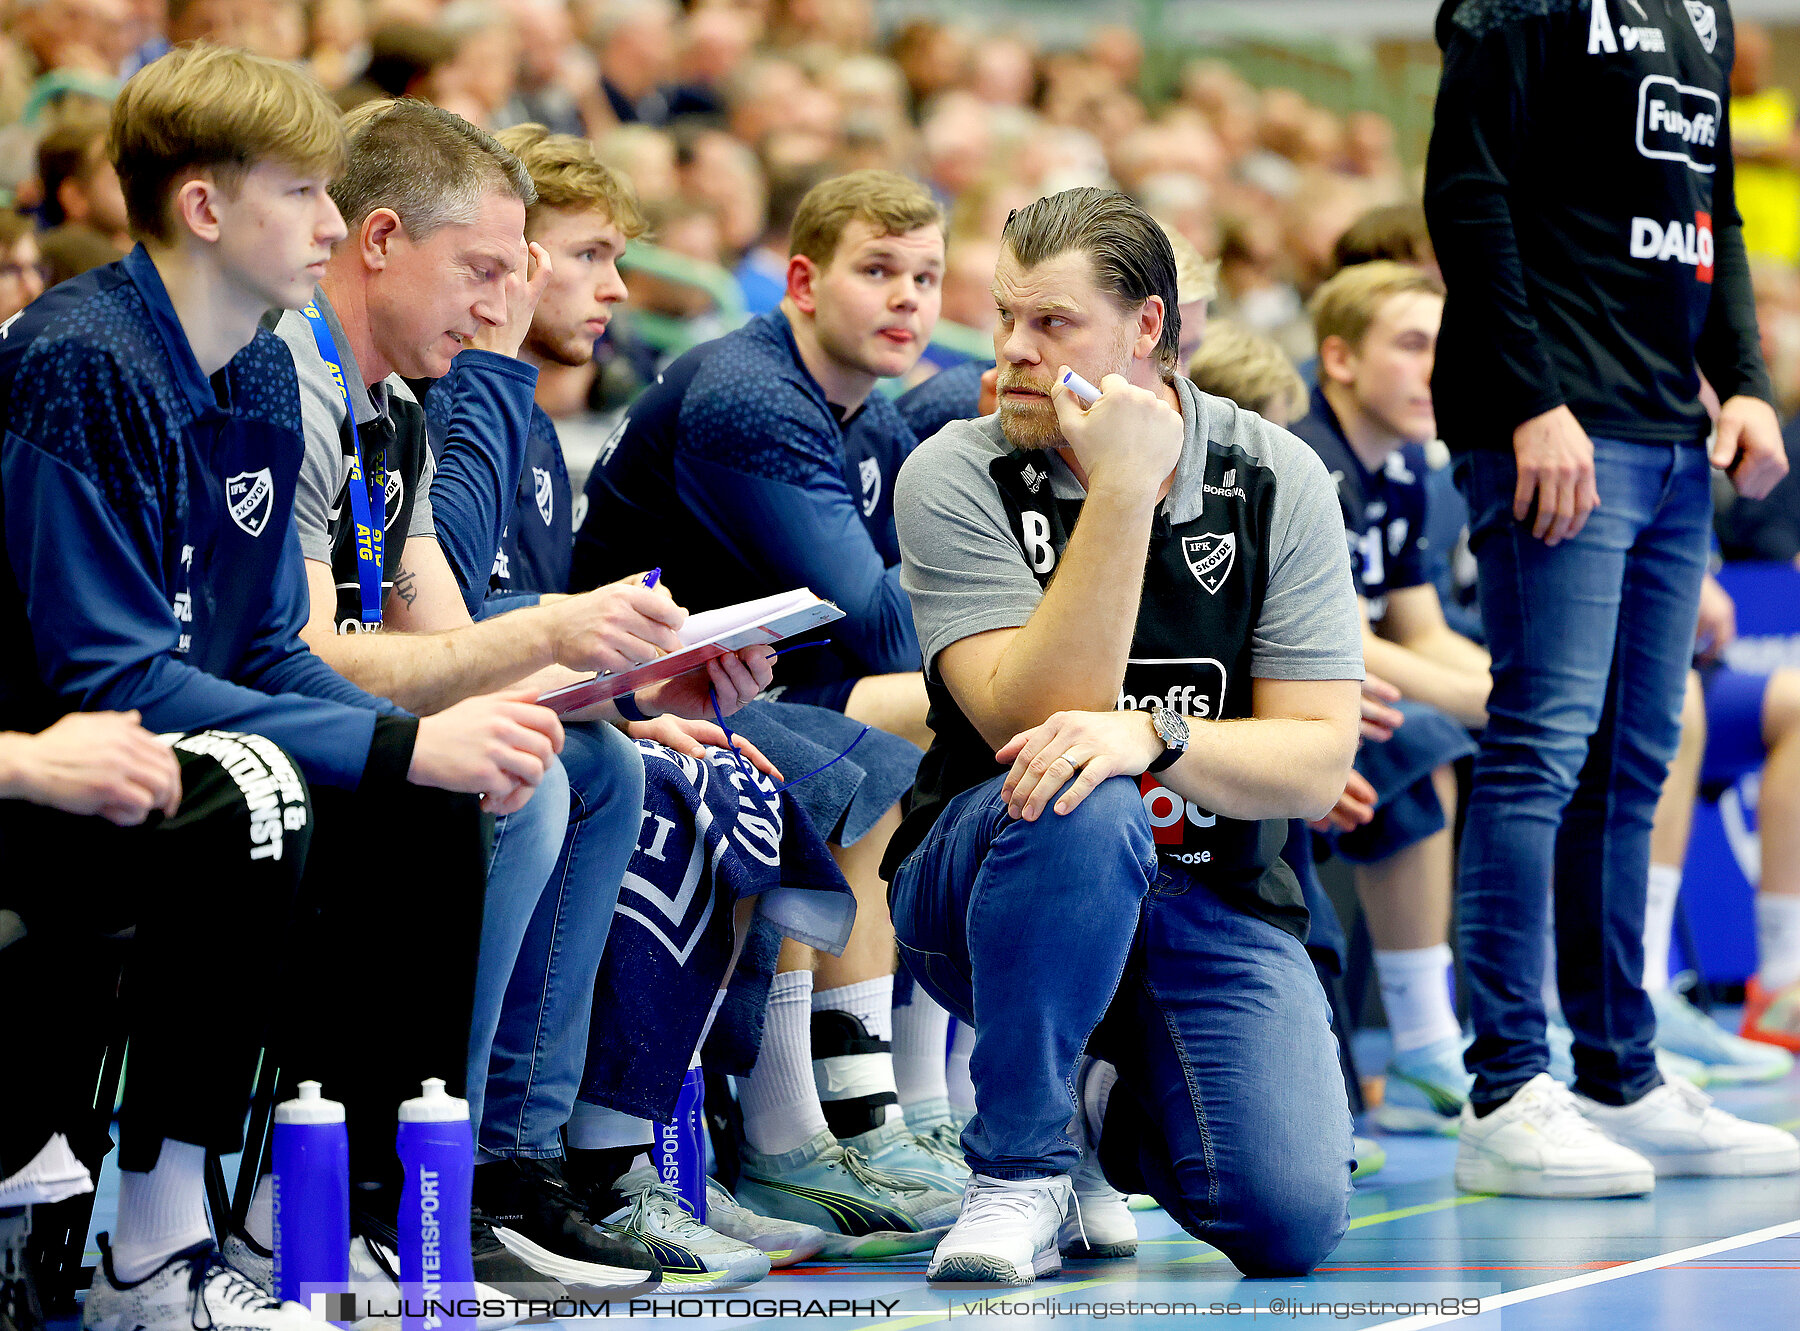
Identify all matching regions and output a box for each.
[5,0,1800,444]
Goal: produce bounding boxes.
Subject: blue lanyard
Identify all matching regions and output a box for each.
[297,301,385,626]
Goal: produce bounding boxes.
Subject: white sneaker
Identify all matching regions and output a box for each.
[1575,1078,1800,1177]
[82,1237,314,1331]
[702,1179,828,1268]
[1454,1073,1655,1198]
[219,1232,273,1296]
[600,1166,771,1290]
[926,1175,1072,1285]
[1057,1059,1135,1260]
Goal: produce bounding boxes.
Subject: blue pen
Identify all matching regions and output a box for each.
[643,568,661,588]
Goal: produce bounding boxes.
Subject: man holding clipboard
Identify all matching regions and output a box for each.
[269,99,774,1294]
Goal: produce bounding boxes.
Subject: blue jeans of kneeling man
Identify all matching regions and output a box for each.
[888,773,1353,1277]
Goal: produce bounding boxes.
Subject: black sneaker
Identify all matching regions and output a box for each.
[348,1202,564,1331]
[473,1157,660,1295]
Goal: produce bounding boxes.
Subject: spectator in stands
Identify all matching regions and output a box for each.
[0,46,561,1327]
[431,0,520,127]
[496,0,591,137]
[267,96,774,1292]
[34,106,131,283]
[1729,22,1800,268]
[677,128,765,264]
[1332,201,1437,278]
[887,186,1359,1283]
[593,0,682,126]
[1290,261,1482,1135]
[1427,0,1798,1197]
[0,210,46,321]
[735,159,827,316]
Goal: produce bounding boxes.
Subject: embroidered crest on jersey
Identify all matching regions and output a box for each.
[1181,531,1237,594]
[226,469,274,537]
[1020,460,1047,494]
[1684,0,1717,53]
[533,466,554,525]
[383,468,403,529]
[859,456,882,516]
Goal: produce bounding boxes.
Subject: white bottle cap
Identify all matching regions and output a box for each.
[274,1080,345,1125]
[398,1077,470,1123]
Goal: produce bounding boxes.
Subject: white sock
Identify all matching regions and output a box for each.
[891,985,951,1111]
[946,1020,976,1114]
[111,1140,211,1283]
[1756,893,1800,991]
[739,970,830,1155]
[245,1174,273,1250]
[1641,863,1682,992]
[566,1102,655,1151]
[813,976,901,1127]
[813,977,893,1041]
[1374,944,1461,1054]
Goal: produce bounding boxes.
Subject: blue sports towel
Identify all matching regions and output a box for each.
[580,741,854,1121]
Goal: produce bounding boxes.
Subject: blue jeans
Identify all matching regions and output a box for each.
[1455,440,1711,1110]
[470,722,646,1156]
[889,774,1351,1277]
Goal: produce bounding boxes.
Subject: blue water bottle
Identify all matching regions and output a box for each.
[396,1079,475,1331]
[655,1064,707,1222]
[272,1081,350,1322]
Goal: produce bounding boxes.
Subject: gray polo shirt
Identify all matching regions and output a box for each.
[895,374,1364,684]
[273,294,437,570]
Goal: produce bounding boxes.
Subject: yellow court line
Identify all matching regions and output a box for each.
[846,1194,1494,1331]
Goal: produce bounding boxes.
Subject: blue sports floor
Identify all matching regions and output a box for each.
[71,1024,1800,1331]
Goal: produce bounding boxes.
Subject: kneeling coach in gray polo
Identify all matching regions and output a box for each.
[882,187,1365,1283]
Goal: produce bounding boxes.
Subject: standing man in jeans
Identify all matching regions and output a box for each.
[886,187,1363,1284]
[1426,0,1800,1195]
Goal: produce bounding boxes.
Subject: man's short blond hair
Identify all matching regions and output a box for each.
[1186,320,1308,424]
[1308,260,1444,353]
[110,43,345,245]
[495,122,648,241]
[788,169,942,268]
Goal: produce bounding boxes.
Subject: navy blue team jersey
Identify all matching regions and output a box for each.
[417,352,569,615]
[573,310,922,699]
[1288,385,1430,617]
[0,247,405,787]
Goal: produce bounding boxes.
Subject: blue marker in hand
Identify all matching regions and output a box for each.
[643,568,661,589]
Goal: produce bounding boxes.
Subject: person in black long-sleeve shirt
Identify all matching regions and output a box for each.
[1425,0,1798,1196]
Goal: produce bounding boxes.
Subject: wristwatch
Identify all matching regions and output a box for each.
[1147,704,1189,774]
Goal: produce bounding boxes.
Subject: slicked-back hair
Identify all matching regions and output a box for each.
[1002,187,1182,376]
[109,43,345,245]
[332,98,534,244]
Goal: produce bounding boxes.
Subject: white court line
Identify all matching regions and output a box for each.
[1375,1217,1800,1329]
